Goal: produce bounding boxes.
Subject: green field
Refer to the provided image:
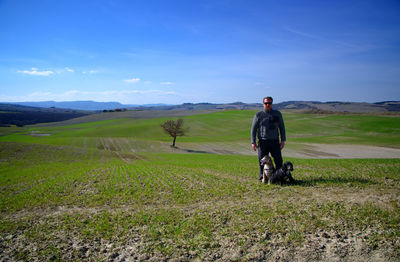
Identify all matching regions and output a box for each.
[1,110,399,261]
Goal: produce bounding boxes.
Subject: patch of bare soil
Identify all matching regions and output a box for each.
[296,143,400,159]
[168,142,400,159]
[1,225,398,261]
[278,230,398,262]
[213,231,398,262]
[29,131,52,137]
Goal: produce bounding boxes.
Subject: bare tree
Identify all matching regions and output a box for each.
[160,118,187,147]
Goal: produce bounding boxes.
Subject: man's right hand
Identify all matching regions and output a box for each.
[252,143,257,151]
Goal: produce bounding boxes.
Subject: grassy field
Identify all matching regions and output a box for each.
[1,110,399,149]
[0,110,399,261]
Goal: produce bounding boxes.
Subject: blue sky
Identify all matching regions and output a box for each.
[1,0,399,104]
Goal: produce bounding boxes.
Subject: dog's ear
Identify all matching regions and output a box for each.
[283,161,292,170]
[287,161,294,171]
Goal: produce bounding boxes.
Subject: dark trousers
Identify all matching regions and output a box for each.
[258,139,283,181]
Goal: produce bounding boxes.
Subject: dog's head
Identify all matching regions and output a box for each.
[260,155,273,166]
[283,161,294,172]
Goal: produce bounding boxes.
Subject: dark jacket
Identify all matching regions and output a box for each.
[251,109,286,144]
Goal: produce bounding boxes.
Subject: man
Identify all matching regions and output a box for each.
[251,96,286,182]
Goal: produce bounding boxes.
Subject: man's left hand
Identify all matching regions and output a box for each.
[280,141,286,149]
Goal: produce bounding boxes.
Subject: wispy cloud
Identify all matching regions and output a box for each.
[124,77,141,83]
[110,90,177,95]
[17,67,104,76]
[254,82,271,88]
[0,89,178,103]
[17,68,54,76]
[82,70,98,74]
[160,81,174,85]
[283,26,322,40]
[283,25,364,50]
[28,91,53,97]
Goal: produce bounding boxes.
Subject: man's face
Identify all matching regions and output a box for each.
[263,98,273,111]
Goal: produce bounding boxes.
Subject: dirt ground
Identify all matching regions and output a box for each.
[169,142,400,159]
[284,143,400,159]
[1,204,398,262]
[1,230,397,261]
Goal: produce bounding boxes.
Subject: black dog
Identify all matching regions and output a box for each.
[270,161,295,184]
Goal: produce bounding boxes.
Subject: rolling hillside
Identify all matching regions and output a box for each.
[6,100,400,112]
[0,103,93,127]
[2,100,399,129]
[1,110,399,157]
[131,101,400,112]
[0,110,399,261]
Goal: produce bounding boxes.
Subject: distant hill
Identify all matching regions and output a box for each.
[7,100,400,112]
[2,101,399,127]
[0,104,92,126]
[130,102,261,111]
[8,101,171,111]
[273,101,400,113]
[8,101,135,111]
[130,101,400,113]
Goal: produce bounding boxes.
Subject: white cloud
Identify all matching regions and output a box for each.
[17,68,54,76]
[0,89,178,103]
[254,82,271,88]
[124,78,141,83]
[121,90,177,95]
[82,70,98,75]
[160,81,174,85]
[283,26,322,40]
[0,86,184,105]
[28,91,53,97]
[65,67,74,73]
[64,90,85,96]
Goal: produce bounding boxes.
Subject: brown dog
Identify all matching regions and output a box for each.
[260,155,274,184]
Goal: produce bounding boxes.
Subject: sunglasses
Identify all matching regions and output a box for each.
[263,102,272,105]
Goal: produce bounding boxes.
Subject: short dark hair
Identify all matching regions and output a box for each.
[263,96,273,103]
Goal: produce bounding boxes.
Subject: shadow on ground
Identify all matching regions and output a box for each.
[286,177,373,187]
